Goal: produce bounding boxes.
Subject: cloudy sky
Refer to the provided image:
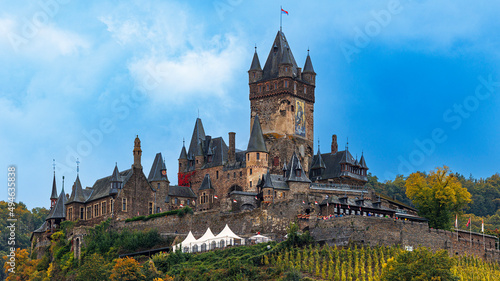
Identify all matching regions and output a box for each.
[1,0,499,209]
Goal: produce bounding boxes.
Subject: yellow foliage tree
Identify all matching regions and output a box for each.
[110,257,145,281]
[406,166,471,229]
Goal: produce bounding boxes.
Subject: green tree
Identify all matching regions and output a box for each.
[406,166,471,229]
[380,248,458,281]
[76,253,111,281]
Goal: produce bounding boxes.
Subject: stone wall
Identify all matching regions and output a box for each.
[310,216,500,261]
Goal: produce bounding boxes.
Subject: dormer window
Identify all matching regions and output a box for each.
[285,81,288,88]
[285,66,288,72]
[296,170,301,177]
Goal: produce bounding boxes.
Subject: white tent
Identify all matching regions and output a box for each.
[214,224,245,247]
[173,231,197,253]
[192,227,216,252]
[173,225,244,253]
[249,234,271,244]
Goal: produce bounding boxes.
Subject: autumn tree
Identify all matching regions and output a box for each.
[405,166,471,229]
[110,257,145,281]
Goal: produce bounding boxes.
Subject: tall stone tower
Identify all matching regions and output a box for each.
[248,31,316,174]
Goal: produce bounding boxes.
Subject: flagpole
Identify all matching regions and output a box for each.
[470,217,472,250]
[280,6,282,32]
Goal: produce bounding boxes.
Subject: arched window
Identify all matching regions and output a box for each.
[201,243,207,252]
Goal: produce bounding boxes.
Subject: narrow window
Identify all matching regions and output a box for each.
[216,171,219,179]
[250,181,252,188]
[175,198,178,205]
[250,168,253,175]
[233,172,236,178]
[122,198,127,211]
[80,207,84,220]
[257,153,260,160]
[248,154,250,161]
[240,171,242,177]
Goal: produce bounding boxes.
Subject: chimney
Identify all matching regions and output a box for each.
[297,67,302,80]
[331,134,338,154]
[133,135,142,169]
[228,132,236,163]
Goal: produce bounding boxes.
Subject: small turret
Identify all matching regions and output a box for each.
[302,50,316,85]
[248,46,263,83]
[50,160,58,208]
[109,163,122,196]
[278,48,293,77]
[178,139,188,173]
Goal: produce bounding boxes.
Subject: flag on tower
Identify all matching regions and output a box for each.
[455,214,458,228]
[314,201,318,205]
[466,217,471,227]
[233,199,237,203]
[214,195,218,199]
[281,8,288,15]
[482,219,484,233]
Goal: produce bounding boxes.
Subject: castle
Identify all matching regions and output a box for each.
[31,30,421,254]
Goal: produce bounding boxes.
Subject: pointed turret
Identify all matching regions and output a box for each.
[50,172,58,208]
[188,118,206,157]
[178,139,188,173]
[302,50,316,85]
[247,115,267,153]
[249,48,262,71]
[263,170,274,189]
[285,152,311,183]
[148,153,169,182]
[46,184,67,220]
[179,144,187,160]
[66,175,86,204]
[109,163,121,196]
[359,153,367,169]
[311,145,326,170]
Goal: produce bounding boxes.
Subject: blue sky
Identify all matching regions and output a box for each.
[1,0,499,209]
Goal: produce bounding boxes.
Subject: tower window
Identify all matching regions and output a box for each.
[291,105,295,112]
[250,181,252,187]
[304,87,307,94]
[253,73,255,78]
[285,66,288,72]
[250,168,253,175]
[80,207,84,220]
[273,156,279,166]
[216,171,219,179]
[240,171,242,177]
[233,172,236,178]
[258,86,262,92]
[266,84,269,91]
[285,81,288,88]
[227,173,230,179]
[274,82,277,89]
[257,153,260,160]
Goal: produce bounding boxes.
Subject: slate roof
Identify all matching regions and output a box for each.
[262,170,274,188]
[46,188,67,220]
[310,146,326,170]
[319,195,394,212]
[303,53,315,73]
[284,152,311,183]
[179,145,187,160]
[247,115,267,153]
[85,169,133,203]
[33,220,48,233]
[66,175,86,204]
[359,154,367,169]
[187,118,206,157]
[50,174,58,200]
[249,50,262,71]
[165,186,197,202]
[199,174,214,190]
[262,31,299,80]
[309,150,368,182]
[148,153,168,182]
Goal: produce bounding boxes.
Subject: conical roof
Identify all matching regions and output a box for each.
[188,118,206,157]
[311,146,326,170]
[303,53,315,73]
[247,115,267,153]
[66,175,86,204]
[179,145,187,160]
[46,187,67,220]
[285,152,311,183]
[359,154,368,169]
[249,50,262,71]
[199,174,214,190]
[148,153,168,182]
[50,174,58,200]
[262,31,298,80]
[340,149,355,165]
[263,170,274,188]
[111,164,121,182]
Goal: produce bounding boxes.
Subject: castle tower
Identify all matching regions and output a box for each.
[248,30,315,174]
[133,135,142,169]
[246,114,269,192]
[178,140,188,173]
